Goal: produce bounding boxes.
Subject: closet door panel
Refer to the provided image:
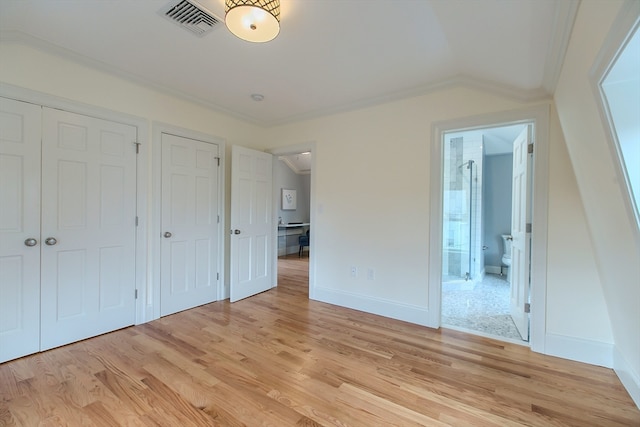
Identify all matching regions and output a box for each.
[160,133,220,316]
[40,108,137,351]
[0,97,41,363]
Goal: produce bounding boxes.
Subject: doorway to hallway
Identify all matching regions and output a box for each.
[269,144,315,296]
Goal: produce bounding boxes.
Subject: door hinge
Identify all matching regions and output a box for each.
[217,215,220,224]
[527,143,534,154]
[217,272,219,281]
[526,223,532,233]
[135,289,138,299]
[524,303,531,313]
[215,156,220,166]
[134,142,141,154]
[135,216,139,226]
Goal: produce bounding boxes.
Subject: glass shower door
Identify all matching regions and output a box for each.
[442,137,476,282]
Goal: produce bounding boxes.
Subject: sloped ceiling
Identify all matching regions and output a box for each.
[0,0,578,126]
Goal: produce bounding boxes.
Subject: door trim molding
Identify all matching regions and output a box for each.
[0,82,149,326]
[429,104,550,353]
[151,122,226,320]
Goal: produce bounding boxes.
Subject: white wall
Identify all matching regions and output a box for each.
[260,86,613,359]
[554,0,640,405]
[546,105,613,345]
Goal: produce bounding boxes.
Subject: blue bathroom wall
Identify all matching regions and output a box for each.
[482,154,513,269]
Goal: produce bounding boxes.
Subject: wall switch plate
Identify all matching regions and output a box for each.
[350,266,358,277]
[367,268,375,280]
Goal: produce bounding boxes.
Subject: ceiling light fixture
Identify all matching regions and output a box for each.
[225,0,280,43]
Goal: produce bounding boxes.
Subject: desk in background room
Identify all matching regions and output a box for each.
[277,223,310,257]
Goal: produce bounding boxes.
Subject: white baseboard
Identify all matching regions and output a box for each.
[522,334,640,408]
[544,333,613,368]
[485,265,503,275]
[614,346,640,409]
[312,287,434,328]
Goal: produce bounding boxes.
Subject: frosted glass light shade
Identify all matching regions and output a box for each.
[225,0,280,43]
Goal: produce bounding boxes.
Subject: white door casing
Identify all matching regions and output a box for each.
[230,145,273,302]
[160,133,220,316]
[0,98,42,363]
[510,125,532,341]
[40,108,137,351]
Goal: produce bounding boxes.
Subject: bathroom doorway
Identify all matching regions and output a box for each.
[440,122,533,343]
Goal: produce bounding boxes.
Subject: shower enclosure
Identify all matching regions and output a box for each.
[442,135,482,282]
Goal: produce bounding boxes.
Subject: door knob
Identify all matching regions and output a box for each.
[45,237,57,246]
[164,232,172,238]
[24,238,38,247]
[234,229,241,235]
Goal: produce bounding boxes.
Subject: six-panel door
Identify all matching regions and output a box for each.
[40,108,137,351]
[160,133,220,316]
[0,98,42,363]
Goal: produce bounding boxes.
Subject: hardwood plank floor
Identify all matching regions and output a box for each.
[1,256,638,426]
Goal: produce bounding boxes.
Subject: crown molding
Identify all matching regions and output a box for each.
[279,156,310,175]
[268,75,552,127]
[1,30,554,129]
[542,0,580,94]
[0,30,264,126]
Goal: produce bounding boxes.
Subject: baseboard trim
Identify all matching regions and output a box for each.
[544,333,613,368]
[312,287,434,328]
[614,346,640,408]
[485,265,503,275]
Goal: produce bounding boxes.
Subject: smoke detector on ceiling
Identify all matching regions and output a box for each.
[160,0,222,37]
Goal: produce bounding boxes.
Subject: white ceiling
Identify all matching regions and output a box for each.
[280,151,311,174]
[0,0,577,127]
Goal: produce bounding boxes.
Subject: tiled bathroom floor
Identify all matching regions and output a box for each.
[442,273,526,342]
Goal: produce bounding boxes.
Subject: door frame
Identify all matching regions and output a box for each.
[428,105,550,353]
[0,82,149,326]
[268,142,317,297]
[151,123,226,320]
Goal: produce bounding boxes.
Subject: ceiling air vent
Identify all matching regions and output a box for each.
[161,0,222,37]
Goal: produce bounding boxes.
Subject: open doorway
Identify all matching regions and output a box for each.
[440,123,533,343]
[271,148,313,295]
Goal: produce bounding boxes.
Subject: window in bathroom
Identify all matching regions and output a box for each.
[593,6,640,232]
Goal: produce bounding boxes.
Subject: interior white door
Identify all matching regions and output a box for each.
[230,145,273,302]
[0,97,42,363]
[40,108,137,351]
[160,133,220,316]
[510,125,532,341]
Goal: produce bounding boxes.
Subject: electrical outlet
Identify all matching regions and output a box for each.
[367,268,375,280]
[350,266,358,277]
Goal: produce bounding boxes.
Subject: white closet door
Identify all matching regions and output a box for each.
[40,108,137,351]
[0,97,42,363]
[160,133,220,316]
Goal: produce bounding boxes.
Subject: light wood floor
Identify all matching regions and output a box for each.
[1,256,638,426]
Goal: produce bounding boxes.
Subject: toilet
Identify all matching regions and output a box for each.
[501,234,512,282]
